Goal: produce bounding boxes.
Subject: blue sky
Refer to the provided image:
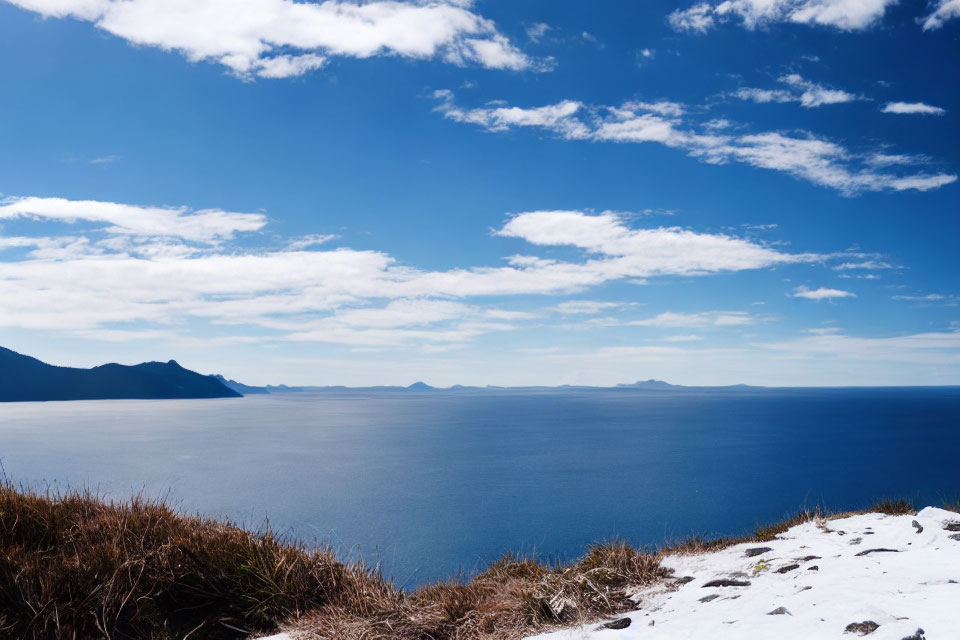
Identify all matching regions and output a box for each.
[0,0,958,386]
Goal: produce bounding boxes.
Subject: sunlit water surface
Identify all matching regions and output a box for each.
[2,388,958,586]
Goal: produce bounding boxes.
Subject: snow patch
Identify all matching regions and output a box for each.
[528,508,960,640]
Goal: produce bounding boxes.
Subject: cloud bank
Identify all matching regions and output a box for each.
[5,0,539,78]
[0,195,819,347]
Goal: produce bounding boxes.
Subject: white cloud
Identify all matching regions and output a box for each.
[89,154,121,164]
[758,330,960,364]
[921,0,960,29]
[435,92,957,194]
[0,200,818,346]
[434,91,591,139]
[866,153,920,167]
[286,234,339,251]
[550,300,626,315]
[669,0,898,33]
[893,293,959,305]
[881,102,947,115]
[525,22,550,43]
[733,74,859,108]
[805,327,842,334]
[661,334,703,342]
[668,3,717,32]
[6,0,538,78]
[792,285,856,300]
[628,311,762,327]
[832,260,892,270]
[0,195,266,242]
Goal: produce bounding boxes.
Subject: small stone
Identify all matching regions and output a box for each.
[849,537,863,545]
[808,565,819,571]
[745,546,773,557]
[600,618,631,630]
[702,579,751,588]
[855,548,900,556]
[900,628,925,640]
[845,620,880,635]
[767,606,791,615]
[800,555,821,562]
[776,564,800,574]
[948,533,960,541]
[675,576,695,585]
[911,520,924,534]
[699,594,720,602]
[943,522,960,531]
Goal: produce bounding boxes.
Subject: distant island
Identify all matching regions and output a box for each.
[212,377,763,394]
[0,346,240,402]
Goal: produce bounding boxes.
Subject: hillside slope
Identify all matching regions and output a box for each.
[0,346,241,401]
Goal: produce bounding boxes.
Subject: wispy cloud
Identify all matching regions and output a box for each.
[757,329,960,365]
[0,195,266,242]
[669,0,899,33]
[921,0,960,30]
[732,74,859,108]
[89,154,121,164]
[525,22,551,43]
[628,311,764,327]
[5,0,541,78]
[285,234,339,251]
[893,293,960,306]
[881,102,947,115]
[550,300,628,315]
[434,91,957,195]
[832,260,893,270]
[792,285,856,300]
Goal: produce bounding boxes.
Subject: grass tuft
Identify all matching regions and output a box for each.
[868,498,915,516]
[942,498,960,515]
[753,508,821,542]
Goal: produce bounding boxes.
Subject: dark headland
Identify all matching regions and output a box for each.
[0,345,240,402]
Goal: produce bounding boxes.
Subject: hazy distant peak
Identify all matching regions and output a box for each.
[617,379,681,389]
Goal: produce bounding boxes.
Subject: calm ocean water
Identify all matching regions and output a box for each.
[1,388,958,586]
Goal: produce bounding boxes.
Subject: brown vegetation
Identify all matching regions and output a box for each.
[0,483,933,640]
[0,483,392,640]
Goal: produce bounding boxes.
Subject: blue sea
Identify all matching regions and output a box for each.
[1,387,958,586]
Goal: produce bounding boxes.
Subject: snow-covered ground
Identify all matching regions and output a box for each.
[528,507,960,640]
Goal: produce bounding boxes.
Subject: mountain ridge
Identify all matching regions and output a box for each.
[0,346,241,402]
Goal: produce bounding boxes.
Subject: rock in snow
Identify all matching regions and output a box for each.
[527,507,960,640]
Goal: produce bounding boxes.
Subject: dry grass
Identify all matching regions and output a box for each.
[0,482,395,640]
[0,484,942,640]
[281,543,670,640]
[942,498,960,515]
[868,498,916,516]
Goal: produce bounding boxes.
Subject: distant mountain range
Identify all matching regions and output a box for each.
[210,377,761,394]
[0,345,767,403]
[0,346,240,402]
